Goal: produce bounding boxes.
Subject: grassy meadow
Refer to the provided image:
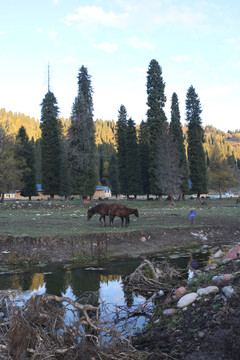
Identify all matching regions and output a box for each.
[0,197,239,238]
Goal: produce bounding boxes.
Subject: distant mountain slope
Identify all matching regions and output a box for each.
[1,108,239,162]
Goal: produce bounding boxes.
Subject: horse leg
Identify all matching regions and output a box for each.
[99,215,105,226]
[110,215,114,227]
[120,217,124,227]
[125,215,130,227]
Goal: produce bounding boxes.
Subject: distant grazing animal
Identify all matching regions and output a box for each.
[108,206,139,227]
[236,198,240,204]
[87,203,126,226]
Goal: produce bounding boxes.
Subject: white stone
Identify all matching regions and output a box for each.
[222,258,232,264]
[197,286,219,296]
[177,293,198,308]
[222,286,235,297]
[213,250,224,258]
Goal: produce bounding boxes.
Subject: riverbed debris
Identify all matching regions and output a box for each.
[123,259,184,293]
[0,291,151,360]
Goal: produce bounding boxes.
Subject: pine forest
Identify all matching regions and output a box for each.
[1,60,240,200]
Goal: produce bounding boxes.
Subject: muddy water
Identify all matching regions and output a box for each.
[3,244,232,336]
[0,248,213,329]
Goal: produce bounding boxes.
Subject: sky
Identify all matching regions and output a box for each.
[1,0,240,132]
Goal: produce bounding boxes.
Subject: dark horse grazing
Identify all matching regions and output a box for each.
[108,206,139,227]
[87,203,126,226]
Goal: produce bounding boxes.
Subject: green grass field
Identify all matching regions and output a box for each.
[0,198,239,238]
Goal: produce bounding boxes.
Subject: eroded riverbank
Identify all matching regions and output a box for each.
[0,225,240,267]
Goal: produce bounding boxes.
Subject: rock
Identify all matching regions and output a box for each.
[158,290,164,297]
[222,258,233,264]
[163,308,176,316]
[222,286,235,297]
[226,245,240,259]
[177,293,198,308]
[212,275,224,281]
[223,274,233,281]
[174,286,187,298]
[140,237,147,242]
[213,249,224,258]
[197,286,219,296]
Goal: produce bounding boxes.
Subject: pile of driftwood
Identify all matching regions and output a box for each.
[123,259,183,293]
[0,291,146,360]
[0,260,182,359]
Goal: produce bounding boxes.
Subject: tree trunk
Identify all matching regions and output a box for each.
[50,194,54,201]
[196,194,201,202]
[0,193,4,203]
[219,185,222,199]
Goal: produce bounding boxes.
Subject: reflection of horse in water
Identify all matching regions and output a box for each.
[87,203,139,227]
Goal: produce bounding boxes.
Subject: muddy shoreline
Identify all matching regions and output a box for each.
[1,225,239,267]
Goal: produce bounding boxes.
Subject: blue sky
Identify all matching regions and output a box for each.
[1,0,240,131]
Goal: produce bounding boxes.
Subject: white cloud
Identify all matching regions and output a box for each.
[126,36,154,50]
[37,28,43,33]
[153,4,205,28]
[48,30,57,40]
[64,6,129,29]
[94,42,118,53]
[0,30,6,35]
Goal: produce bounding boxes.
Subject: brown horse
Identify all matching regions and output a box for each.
[108,206,139,227]
[87,203,126,226]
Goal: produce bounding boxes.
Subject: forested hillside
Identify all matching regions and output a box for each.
[1,108,240,165]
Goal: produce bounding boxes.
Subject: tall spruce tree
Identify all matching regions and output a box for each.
[156,123,183,204]
[116,105,128,195]
[16,126,37,200]
[186,85,208,198]
[59,138,71,199]
[139,120,150,198]
[68,65,97,198]
[146,59,167,196]
[40,91,62,200]
[125,117,142,199]
[108,152,120,197]
[170,92,189,197]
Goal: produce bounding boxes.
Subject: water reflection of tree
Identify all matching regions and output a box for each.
[70,269,100,304]
[122,275,134,308]
[45,270,68,296]
[15,273,33,291]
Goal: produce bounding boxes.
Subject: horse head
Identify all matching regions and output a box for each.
[87,208,93,220]
[134,209,139,217]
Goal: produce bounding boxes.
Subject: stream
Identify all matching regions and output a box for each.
[0,246,217,332]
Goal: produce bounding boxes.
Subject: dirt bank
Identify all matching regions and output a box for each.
[1,225,240,266]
